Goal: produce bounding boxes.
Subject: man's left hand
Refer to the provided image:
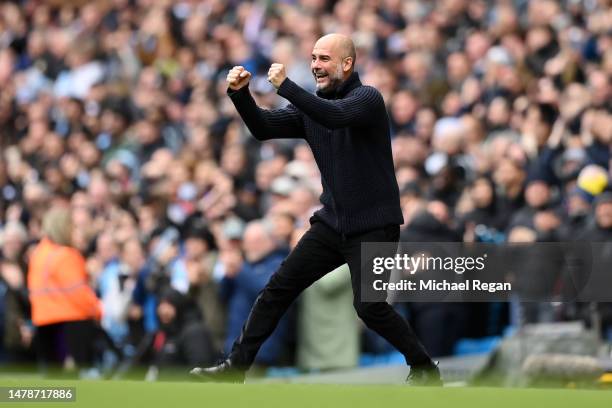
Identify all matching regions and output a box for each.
[267,63,287,89]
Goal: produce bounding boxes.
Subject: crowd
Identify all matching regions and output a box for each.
[0,0,611,375]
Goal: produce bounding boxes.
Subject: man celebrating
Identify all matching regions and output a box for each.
[191,34,440,385]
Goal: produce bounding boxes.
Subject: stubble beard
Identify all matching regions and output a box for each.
[315,64,345,93]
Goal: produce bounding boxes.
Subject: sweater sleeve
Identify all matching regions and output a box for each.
[227,85,305,141]
[276,78,384,129]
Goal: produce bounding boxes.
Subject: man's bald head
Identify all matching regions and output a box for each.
[311,33,356,92]
[242,220,276,263]
[315,34,356,67]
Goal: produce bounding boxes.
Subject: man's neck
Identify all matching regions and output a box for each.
[316,72,358,99]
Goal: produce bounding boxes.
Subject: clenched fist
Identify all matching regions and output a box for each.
[267,63,287,89]
[226,66,251,90]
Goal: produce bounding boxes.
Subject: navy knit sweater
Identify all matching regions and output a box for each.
[228,72,404,234]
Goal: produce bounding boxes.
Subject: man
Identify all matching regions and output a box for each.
[399,203,469,358]
[574,191,612,339]
[191,34,440,385]
[222,220,291,366]
[144,287,216,375]
[0,222,33,362]
[577,190,612,241]
[95,231,129,346]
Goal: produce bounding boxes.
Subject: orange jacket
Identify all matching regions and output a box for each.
[28,238,102,326]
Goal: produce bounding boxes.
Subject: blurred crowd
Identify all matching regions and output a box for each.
[0,0,611,374]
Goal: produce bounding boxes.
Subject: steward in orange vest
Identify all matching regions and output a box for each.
[27,208,102,327]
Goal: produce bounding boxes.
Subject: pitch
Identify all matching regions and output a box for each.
[1,378,611,408]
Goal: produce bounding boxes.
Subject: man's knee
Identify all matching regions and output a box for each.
[257,265,305,304]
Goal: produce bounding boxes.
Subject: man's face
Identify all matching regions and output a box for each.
[157,301,176,325]
[1,230,24,261]
[122,239,145,272]
[471,179,493,208]
[185,237,206,260]
[596,202,612,229]
[311,40,347,92]
[525,181,550,209]
[242,225,274,263]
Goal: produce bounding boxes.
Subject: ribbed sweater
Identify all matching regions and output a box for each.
[227,72,404,234]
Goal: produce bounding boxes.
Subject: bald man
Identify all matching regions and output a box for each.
[191,34,441,385]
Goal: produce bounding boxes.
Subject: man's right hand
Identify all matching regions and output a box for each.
[226,66,251,90]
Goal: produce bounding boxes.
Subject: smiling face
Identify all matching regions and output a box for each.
[311,34,355,93]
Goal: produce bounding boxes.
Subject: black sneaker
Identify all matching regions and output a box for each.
[406,362,443,386]
[189,359,246,383]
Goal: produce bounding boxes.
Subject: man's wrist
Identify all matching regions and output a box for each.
[276,77,295,97]
[227,84,250,96]
[274,77,289,91]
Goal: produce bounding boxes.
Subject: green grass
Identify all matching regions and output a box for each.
[1,378,612,408]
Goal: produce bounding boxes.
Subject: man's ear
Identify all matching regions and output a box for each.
[343,57,353,73]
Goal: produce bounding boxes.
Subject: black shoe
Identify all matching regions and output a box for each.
[189,359,246,383]
[406,362,443,386]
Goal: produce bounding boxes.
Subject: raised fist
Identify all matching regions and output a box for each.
[226,66,251,90]
[267,63,287,89]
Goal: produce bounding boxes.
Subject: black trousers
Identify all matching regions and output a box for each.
[35,320,98,367]
[228,216,433,368]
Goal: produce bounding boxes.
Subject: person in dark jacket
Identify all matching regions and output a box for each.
[400,203,470,357]
[221,220,291,366]
[507,172,566,241]
[566,191,612,339]
[191,33,439,385]
[493,154,526,229]
[577,191,612,241]
[144,287,217,372]
[461,175,506,242]
[401,202,462,243]
[0,222,33,362]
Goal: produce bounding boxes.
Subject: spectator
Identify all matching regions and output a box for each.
[577,190,612,241]
[120,237,149,348]
[140,287,217,376]
[173,219,225,351]
[400,203,468,357]
[297,259,359,370]
[27,207,102,369]
[460,175,506,242]
[0,221,32,362]
[94,231,130,347]
[222,221,291,366]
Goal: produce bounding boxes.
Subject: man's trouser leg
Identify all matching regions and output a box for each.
[342,225,434,367]
[228,220,344,368]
